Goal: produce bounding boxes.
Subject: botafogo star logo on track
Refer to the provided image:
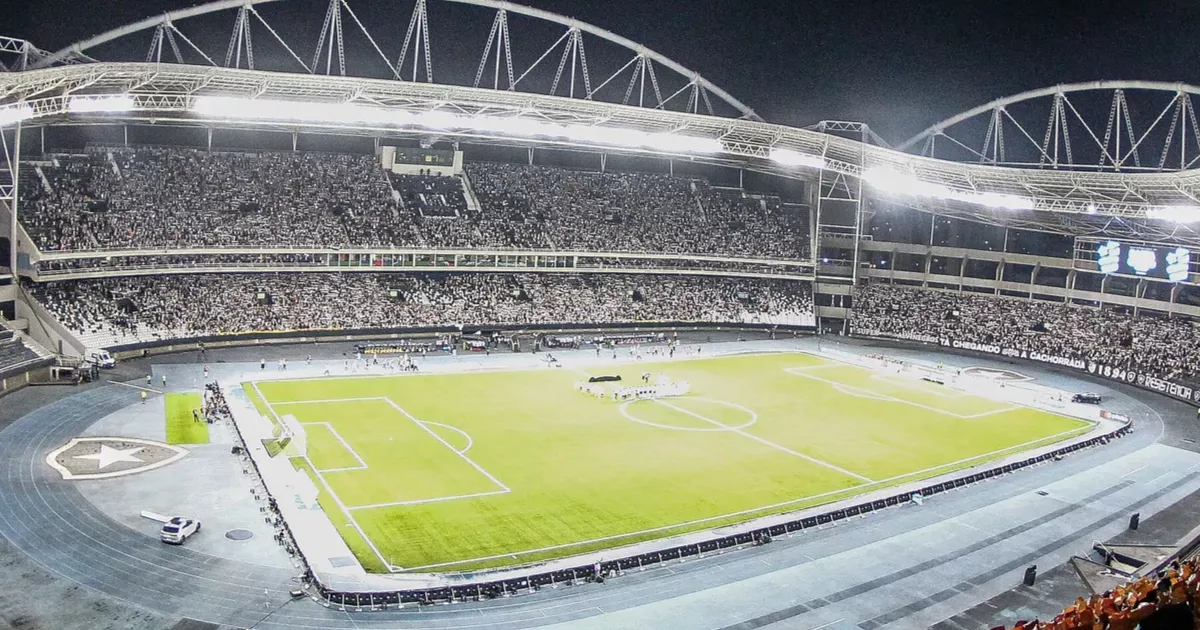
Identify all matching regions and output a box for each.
[45,437,189,480]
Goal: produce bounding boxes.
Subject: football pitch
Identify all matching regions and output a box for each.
[244,352,1091,573]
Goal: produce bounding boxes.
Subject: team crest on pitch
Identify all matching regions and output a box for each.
[960,366,1033,382]
[46,437,188,481]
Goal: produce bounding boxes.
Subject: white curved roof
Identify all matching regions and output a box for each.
[4,62,1199,223]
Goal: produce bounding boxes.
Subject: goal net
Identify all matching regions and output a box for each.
[262,413,308,458]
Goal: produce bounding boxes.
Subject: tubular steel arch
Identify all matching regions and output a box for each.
[25,0,760,120]
[898,81,1200,173]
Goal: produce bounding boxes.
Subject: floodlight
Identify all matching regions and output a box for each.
[958,190,1036,211]
[190,96,722,155]
[1146,205,1200,223]
[770,148,826,169]
[863,166,1035,211]
[0,103,33,127]
[863,166,950,198]
[67,95,136,113]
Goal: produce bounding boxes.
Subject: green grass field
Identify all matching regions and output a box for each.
[164,392,209,445]
[245,352,1090,574]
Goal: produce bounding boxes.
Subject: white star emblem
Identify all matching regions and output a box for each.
[73,444,145,470]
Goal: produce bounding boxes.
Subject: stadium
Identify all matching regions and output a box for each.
[2,1,1200,629]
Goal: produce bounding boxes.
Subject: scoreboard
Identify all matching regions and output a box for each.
[392,148,456,167]
[1096,241,1191,282]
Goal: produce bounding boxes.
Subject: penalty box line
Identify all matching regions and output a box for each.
[251,392,397,572]
[302,422,367,473]
[783,367,1021,420]
[345,401,511,511]
[651,399,875,483]
[869,373,970,398]
[273,396,510,500]
[253,392,510,569]
[381,398,511,494]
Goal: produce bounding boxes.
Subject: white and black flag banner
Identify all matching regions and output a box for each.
[927,337,1199,405]
[855,329,1200,405]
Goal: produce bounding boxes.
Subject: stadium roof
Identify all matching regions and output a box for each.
[3,0,1200,242]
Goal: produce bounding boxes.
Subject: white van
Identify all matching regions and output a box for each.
[85,348,116,368]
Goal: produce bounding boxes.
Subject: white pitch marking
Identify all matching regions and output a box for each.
[301,452,395,571]
[781,364,845,372]
[870,373,969,398]
[620,397,759,433]
[243,354,1093,574]
[785,367,1011,420]
[348,489,510,511]
[273,397,389,405]
[254,395,394,572]
[406,424,1090,571]
[256,393,516,568]
[303,422,368,472]
[652,398,874,483]
[419,421,475,454]
[381,398,510,493]
[833,382,894,401]
[958,406,1024,419]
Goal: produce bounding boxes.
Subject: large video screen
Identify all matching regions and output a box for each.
[393,148,456,166]
[1096,241,1191,282]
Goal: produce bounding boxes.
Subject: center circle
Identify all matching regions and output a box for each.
[619,396,758,432]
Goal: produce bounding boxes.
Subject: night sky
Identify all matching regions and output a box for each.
[5,0,1199,143]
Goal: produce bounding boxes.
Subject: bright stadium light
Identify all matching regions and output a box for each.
[770,148,826,169]
[863,166,955,199]
[1146,205,1200,223]
[965,190,1036,211]
[191,96,723,155]
[862,166,1035,211]
[0,103,34,127]
[67,95,136,113]
[192,97,392,125]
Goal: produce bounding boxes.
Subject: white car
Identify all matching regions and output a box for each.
[160,516,201,544]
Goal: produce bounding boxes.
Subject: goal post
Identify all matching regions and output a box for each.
[262,413,307,458]
[278,413,307,458]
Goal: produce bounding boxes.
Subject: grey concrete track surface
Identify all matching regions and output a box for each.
[0,386,303,628]
[0,342,1191,630]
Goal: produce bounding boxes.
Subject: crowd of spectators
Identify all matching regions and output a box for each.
[851,283,1200,384]
[37,253,329,273]
[463,163,811,258]
[29,273,815,348]
[1001,555,1200,629]
[35,253,809,276]
[22,148,404,250]
[20,147,812,260]
[575,256,809,276]
[202,382,232,424]
[390,172,467,218]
